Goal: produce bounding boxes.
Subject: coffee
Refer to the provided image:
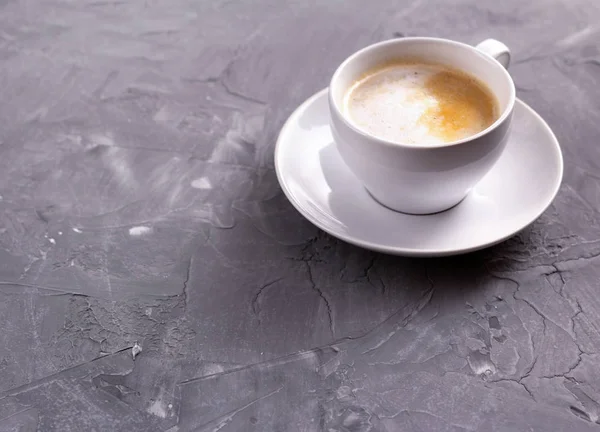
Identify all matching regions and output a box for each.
[343,61,499,145]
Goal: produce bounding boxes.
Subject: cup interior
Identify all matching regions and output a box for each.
[330,38,515,146]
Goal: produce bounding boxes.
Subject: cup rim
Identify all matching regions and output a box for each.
[329,37,516,150]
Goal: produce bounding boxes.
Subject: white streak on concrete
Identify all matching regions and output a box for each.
[191,177,212,189]
[132,342,142,360]
[148,400,167,418]
[129,226,152,236]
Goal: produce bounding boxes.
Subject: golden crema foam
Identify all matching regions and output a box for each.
[343,61,499,145]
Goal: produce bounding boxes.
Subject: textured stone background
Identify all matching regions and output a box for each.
[1,0,600,430]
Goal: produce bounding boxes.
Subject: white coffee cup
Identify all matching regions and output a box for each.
[328,37,515,214]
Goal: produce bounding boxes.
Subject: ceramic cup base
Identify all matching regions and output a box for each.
[365,187,468,215]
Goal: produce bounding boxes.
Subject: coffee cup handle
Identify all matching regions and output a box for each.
[476,39,511,69]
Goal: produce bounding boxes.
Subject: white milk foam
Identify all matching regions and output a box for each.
[343,63,490,145]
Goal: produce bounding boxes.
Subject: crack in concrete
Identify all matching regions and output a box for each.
[492,377,536,401]
[196,385,283,430]
[493,273,544,379]
[521,356,539,382]
[179,346,338,386]
[0,407,37,424]
[544,263,588,342]
[542,263,567,296]
[484,268,580,396]
[250,277,284,326]
[551,263,566,286]
[179,285,434,388]
[180,256,192,312]
[329,287,436,350]
[361,287,435,356]
[572,299,584,335]
[0,346,133,399]
[554,248,600,270]
[185,52,267,107]
[305,261,335,338]
[541,348,585,380]
[0,281,89,297]
[517,295,550,336]
[364,256,383,294]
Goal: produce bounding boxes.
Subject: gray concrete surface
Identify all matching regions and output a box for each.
[1,0,600,430]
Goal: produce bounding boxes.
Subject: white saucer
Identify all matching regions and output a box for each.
[275,89,563,257]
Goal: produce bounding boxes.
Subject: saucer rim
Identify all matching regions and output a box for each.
[275,88,564,257]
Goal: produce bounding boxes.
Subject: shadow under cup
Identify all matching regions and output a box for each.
[328,38,516,215]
